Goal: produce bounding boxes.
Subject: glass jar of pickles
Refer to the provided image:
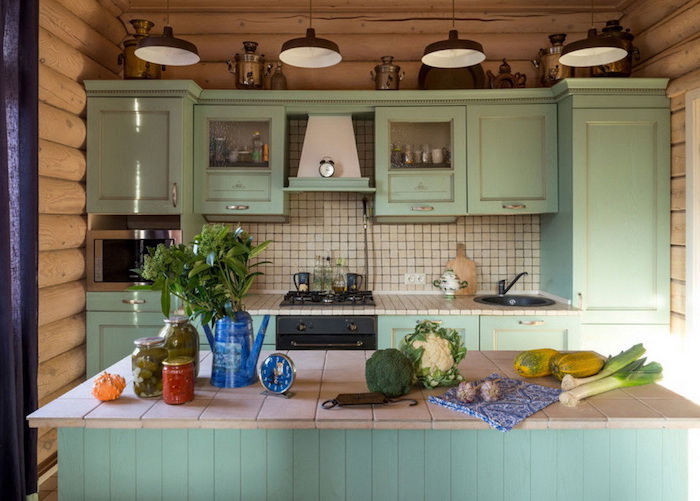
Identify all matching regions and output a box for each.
[131,337,167,398]
[158,316,200,377]
[162,356,195,405]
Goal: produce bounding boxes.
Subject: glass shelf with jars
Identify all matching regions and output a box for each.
[388,121,452,170]
[208,120,270,169]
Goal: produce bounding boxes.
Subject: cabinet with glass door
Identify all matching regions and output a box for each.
[374,107,467,220]
[194,106,288,217]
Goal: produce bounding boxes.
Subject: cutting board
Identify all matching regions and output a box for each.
[446,244,477,295]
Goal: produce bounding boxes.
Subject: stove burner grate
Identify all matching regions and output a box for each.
[280,290,375,306]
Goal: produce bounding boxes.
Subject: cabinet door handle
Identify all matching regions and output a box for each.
[122,299,146,304]
[503,203,526,210]
[577,292,584,310]
[226,205,250,210]
[519,320,544,326]
[171,183,178,207]
[411,206,434,211]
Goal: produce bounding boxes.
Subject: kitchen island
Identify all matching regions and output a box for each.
[29,350,699,501]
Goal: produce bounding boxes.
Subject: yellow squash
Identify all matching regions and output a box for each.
[550,351,606,381]
[513,348,560,378]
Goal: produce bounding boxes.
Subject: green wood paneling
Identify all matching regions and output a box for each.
[59,428,689,500]
[479,315,581,351]
[467,104,558,214]
[378,315,480,350]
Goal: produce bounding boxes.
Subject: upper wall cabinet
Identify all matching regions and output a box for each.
[86,81,201,214]
[374,106,467,220]
[467,104,558,214]
[193,105,288,218]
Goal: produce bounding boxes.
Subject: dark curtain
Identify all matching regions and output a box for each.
[0,0,39,499]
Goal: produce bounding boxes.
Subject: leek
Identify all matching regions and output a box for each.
[560,343,646,391]
[559,357,663,407]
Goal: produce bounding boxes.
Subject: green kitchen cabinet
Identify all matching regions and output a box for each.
[479,315,581,351]
[85,81,201,214]
[541,79,670,325]
[194,105,288,217]
[374,107,467,220]
[467,104,558,214]
[377,316,479,350]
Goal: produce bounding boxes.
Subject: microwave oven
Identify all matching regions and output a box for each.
[86,229,182,292]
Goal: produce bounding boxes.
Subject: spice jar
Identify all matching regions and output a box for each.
[162,357,195,405]
[131,337,168,398]
[158,316,200,377]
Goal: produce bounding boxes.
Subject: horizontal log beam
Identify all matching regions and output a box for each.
[165,59,538,90]
[39,139,86,182]
[39,63,87,116]
[39,102,87,149]
[97,0,128,17]
[37,428,57,467]
[671,280,686,315]
[671,176,686,211]
[671,211,685,246]
[37,345,86,402]
[39,176,86,215]
[38,281,86,327]
[41,0,122,75]
[670,311,685,335]
[39,376,84,408]
[39,313,87,364]
[120,11,619,36]
[39,249,86,288]
[667,66,700,98]
[55,0,127,46]
[671,108,685,145]
[39,27,120,82]
[621,0,692,35]
[39,214,87,251]
[632,34,700,81]
[672,143,685,177]
[671,245,686,281]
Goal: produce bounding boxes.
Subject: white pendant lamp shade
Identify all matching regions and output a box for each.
[279,28,342,68]
[135,26,200,66]
[559,28,627,67]
[421,29,485,68]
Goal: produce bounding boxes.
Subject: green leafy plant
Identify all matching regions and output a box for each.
[133,224,271,328]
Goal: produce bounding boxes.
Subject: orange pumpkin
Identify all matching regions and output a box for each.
[91,372,126,401]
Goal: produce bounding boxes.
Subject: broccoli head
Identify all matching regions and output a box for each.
[365,349,415,397]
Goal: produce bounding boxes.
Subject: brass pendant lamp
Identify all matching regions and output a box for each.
[421,0,485,68]
[279,0,342,68]
[134,0,200,66]
[559,0,627,67]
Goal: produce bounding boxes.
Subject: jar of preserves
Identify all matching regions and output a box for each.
[158,316,200,377]
[162,356,195,405]
[131,337,167,398]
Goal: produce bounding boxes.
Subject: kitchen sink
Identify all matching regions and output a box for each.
[474,295,555,307]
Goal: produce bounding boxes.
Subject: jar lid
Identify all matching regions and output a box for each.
[164,315,189,325]
[163,356,195,367]
[134,336,165,347]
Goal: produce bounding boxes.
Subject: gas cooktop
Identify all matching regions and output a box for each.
[280,290,375,306]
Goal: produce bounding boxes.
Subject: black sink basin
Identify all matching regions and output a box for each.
[474,295,555,307]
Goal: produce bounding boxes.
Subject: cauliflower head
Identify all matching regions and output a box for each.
[400,320,467,388]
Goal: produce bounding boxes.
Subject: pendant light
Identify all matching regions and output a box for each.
[421,0,485,68]
[559,0,627,67]
[134,0,199,66]
[279,0,342,68]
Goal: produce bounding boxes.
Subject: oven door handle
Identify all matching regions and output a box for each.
[290,340,364,348]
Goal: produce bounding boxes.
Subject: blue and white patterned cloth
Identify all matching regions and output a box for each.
[428,373,561,432]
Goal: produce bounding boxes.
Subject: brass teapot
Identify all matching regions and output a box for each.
[531,34,572,87]
[227,41,269,90]
[591,20,640,78]
[118,19,165,80]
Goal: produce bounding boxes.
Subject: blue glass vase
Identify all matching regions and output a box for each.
[210,311,255,388]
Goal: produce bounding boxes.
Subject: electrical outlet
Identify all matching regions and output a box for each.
[415,273,426,285]
[404,273,426,285]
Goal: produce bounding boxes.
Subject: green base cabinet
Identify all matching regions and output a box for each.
[85,81,201,214]
[193,105,288,217]
[479,315,581,351]
[378,316,479,350]
[467,104,558,214]
[541,79,670,326]
[58,427,688,501]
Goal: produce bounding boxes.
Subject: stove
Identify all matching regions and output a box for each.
[279,290,375,307]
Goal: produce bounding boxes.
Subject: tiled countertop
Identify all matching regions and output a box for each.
[28,350,700,431]
[242,293,580,316]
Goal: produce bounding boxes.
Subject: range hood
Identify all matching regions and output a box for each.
[284,115,375,192]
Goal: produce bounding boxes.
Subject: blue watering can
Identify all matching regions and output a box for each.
[206,312,270,388]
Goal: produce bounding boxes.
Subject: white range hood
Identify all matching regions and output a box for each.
[285,115,375,192]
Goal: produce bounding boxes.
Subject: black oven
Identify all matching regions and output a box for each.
[86,229,182,291]
[276,316,377,350]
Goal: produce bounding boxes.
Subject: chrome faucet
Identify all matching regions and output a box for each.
[498,272,529,296]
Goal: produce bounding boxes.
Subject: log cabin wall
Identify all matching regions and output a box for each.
[621,0,700,337]
[37,0,126,470]
[120,3,622,90]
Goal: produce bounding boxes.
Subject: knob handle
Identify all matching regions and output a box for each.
[347,322,358,332]
[296,322,307,332]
